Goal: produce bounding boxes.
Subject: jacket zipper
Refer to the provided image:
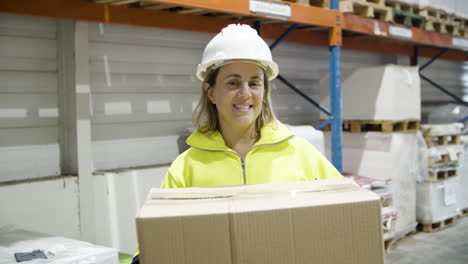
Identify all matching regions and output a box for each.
[240,157,246,184]
[192,135,294,185]
[240,135,295,185]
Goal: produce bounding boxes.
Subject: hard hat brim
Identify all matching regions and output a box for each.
[196,59,279,82]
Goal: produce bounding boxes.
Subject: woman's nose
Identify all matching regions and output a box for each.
[239,82,251,97]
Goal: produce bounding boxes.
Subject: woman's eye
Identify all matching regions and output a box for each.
[227,80,239,86]
[250,82,260,87]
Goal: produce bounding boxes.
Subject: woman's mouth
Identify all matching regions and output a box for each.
[233,104,252,112]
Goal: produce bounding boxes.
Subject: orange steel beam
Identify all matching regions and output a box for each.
[343,37,468,61]
[342,13,455,49]
[143,0,336,28]
[1,0,465,61]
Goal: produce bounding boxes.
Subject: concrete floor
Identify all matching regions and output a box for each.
[385,216,468,264]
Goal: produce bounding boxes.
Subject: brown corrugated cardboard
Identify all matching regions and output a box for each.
[136,179,384,264]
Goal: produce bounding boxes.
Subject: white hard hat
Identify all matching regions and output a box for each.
[196,24,279,81]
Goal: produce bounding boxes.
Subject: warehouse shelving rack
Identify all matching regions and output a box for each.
[1,0,468,173]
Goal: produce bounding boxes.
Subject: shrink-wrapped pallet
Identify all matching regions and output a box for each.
[416,177,460,224]
[326,132,420,239]
[457,136,468,212]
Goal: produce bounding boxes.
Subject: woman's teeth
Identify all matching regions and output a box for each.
[234,105,251,111]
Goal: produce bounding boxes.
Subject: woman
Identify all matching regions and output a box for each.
[132,24,342,263]
[161,24,341,188]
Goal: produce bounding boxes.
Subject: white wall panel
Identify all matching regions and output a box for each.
[0,14,59,182]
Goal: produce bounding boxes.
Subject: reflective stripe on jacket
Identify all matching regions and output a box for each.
[161,121,342,188]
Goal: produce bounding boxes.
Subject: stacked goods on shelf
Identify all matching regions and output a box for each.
[344,173,397,248]
[415,0,467,37]
[321,64,421,240]
[385,0,426,28]
[339,0,393,22]
[320,65,420,130]
[416,123,464,232]
[458,135,468,217]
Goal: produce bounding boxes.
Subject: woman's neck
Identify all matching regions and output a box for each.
[219,123,258,157]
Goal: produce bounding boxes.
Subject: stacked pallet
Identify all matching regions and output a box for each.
[344,173,397,249]
[320,65,421,133]
[416,123,464,232]
[385,0,426,28]
[339,0,393,22]
[322,65,421,241]
[413,6,456,35]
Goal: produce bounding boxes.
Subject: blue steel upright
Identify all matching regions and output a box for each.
[330,0,343,173]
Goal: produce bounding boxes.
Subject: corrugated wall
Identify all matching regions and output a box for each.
[0,14,60,182]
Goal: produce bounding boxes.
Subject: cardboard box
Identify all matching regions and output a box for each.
[320,65,420,121]
[136,179,384,264]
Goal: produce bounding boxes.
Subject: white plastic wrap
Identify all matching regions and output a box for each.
[285,124,325,155]
[0,227,118,264]
[457,137,468,211]
[326,132,419,239]
[320,65,420,121]
[416,177,460,224]
[417,132,430,183]
[426,104,468,133]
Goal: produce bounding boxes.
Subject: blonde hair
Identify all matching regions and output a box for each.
[193,66,276,134]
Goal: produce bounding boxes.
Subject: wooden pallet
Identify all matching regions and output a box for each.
[385,0,414,13]
[428,153,460,168]
[424,19,447,34]
[359,0,386,7]
[458,208,468,218]
[415,6,444,21]
[340,0,393,22]
[418,216,457,232]
[428,168,457,182]
[324,120,420,133]
[282,0,329,8]
[423,134,461,147]
[455,17,468,30]
[309,0,331,8]
[392,9,425,28]
[282,0,309,6]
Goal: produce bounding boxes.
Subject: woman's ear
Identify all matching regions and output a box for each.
[204,83,215,104]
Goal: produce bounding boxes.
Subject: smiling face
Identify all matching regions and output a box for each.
[205,62,265,131]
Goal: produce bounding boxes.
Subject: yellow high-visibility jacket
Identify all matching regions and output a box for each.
[161,121,342,188]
